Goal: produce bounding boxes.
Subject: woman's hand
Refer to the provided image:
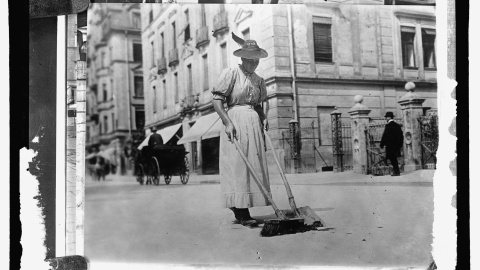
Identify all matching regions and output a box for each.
[263,118,269,131]
[225,121,237,142]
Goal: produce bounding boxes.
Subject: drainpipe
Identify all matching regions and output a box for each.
[287,5,300,172]
[287,5,298,123]
[125,30,132,138]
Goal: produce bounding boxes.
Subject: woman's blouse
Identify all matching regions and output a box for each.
[212,65,267,107]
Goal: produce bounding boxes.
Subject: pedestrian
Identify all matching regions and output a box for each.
[212,33,270,227]
[380,112,404,176]
[148,127,164,149]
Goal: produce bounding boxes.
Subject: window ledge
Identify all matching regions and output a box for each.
[315,62,335,66]
[403,66,419,70]
[424,68,437,71]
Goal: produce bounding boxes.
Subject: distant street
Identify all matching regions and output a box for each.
[85,170,434,268]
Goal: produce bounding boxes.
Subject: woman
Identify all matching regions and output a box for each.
[212,33,271,227]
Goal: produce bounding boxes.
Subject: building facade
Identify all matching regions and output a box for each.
[141,3,437,174]
[86,3,144,175]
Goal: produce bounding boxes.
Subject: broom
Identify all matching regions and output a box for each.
[232,140,305,237]
[264,133,326,228]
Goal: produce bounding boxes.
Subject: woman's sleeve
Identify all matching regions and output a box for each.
[259,78,268,102]
[212,68,236,102]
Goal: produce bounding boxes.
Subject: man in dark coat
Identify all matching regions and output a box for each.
[380,112,404,176]
[148,127,163,149]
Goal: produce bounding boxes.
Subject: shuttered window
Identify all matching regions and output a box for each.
[313,17,333,63]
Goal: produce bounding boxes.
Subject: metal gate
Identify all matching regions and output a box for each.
[418,112,438,169]
[341,123,353,171]
[364,118,404,175]
[282,122,317,173]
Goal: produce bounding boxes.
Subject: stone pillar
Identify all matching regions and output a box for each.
[398,82,426,172]
[348,95,371,174]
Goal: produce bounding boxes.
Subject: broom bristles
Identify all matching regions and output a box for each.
[260,218,305,237]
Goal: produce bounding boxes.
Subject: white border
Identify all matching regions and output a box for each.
[56,15,67,258]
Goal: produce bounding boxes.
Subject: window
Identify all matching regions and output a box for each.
[112,113,115,131]
[184,10,190,42]
[172,22,177,49]
[187,64,193,96]
[313,17,333,63]
[203,54,209,91]
[422,28,436,69]
[132,12,141,28]
[150,40,155,68]
[201,4,206,26]
[103,83,107,102]
[101,51,106,68]
[86,126,90,142]
[160,32,165,57]
[317,106,335,145]
[135,109,145,130]
[104,115,108,134]
[149,10,153,24]
[220,43,228,69]
[153,86,157,113]
[99,122,102,135]
[242,28,250,41]
[134,76,144,97]
[174,73,179,103]
[401,26,416,68]
[133,43,142,62]
[163,80,167,109]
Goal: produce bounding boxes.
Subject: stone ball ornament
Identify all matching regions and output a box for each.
[405,81,416,91]
[354,95,364,104]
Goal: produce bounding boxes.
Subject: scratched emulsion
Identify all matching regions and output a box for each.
[29,16,58,259]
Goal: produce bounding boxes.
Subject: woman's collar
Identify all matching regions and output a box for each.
[238,64,254,76]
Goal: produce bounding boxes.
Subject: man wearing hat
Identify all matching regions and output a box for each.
[148,126,164,149]
[380,112,404,176]
[212,33,271,227]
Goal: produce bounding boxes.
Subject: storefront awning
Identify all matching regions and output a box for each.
[158,123,183,143]
[137,123,183,150]
[177,113,222,145]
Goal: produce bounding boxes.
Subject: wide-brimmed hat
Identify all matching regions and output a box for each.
[232,32,268,59]
[384,112,395,118]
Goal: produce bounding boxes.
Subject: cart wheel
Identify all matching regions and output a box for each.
[151,157,160,185]
[136,164,145,185]
[180,156,190,185]
[164,175,172,185]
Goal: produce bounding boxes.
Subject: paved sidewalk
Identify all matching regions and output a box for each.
[87,169,435,186]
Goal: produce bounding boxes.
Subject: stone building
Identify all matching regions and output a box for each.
[141,3,437,174]
[86,3,145,175]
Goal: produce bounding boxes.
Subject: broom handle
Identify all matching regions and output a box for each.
[233,140,287,220]
[264,132,301,216]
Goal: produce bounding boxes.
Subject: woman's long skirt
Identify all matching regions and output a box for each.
[219,105,271,208]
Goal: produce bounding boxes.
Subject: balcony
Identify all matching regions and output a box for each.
[180,93,200,114]
[101,18,141,42]
[212,11,229,38]
[157,57,167,74]
[195,25,210,48]
[168,48,179,67]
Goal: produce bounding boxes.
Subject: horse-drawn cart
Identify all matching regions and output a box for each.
[135,145,190,185]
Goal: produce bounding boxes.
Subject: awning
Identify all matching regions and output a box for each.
[85,153,97,160]
[158,123,183,143]
[137,123,183,150]
[96,148,116,164]
[177,113,222,145]
[137,134,151,150]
